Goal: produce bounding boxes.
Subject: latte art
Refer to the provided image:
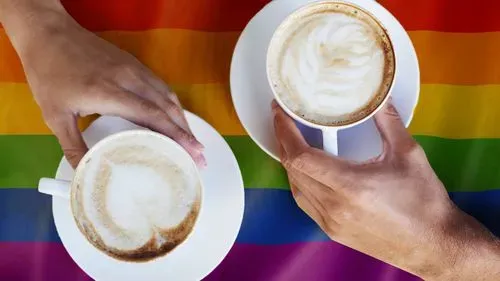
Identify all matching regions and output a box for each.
[282,14,383,116]
[71,133,201,262]
[268,2,395,126]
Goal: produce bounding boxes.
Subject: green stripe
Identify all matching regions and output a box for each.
[0,135,288,189]
[225,136,288,189]
[2,135,500,192]
[229,135,500,192]
[0,136,62,188]
[415,135,500,192]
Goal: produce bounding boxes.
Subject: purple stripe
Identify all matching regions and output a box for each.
[0,242,91,281]
[206,242,420,281]
[0,242,419,281]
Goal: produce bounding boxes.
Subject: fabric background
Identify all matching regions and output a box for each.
[1,0,499,280]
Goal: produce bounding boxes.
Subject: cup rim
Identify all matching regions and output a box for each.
[69,129,204,262]
[266,0,397,131]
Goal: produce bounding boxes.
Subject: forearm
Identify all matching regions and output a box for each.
[459,238,500,281]
[447,230,500,280]
[422,210,500,281]
[0,0,73,56]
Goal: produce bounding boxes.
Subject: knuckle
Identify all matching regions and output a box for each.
[181,131,197,144]
[138,99,161,116]
[82,75,107,93]
[163,100,181,114]
[289,150,313,171]
[289,185,300,198]
[42,112,66,131]
[62,148,85,167]
[391,141,428,170]
[400,140,425,158]
[282,156,294,170]
[383,102,401,119]
[321,216,338,237]
[168,92,179,101]
[170,125,193,141]
[115,64,140,80]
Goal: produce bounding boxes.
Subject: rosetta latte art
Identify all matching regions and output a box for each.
[267,1,396,126]
[281,13,385,118]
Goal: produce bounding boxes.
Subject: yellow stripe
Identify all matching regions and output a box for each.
[5,82,500,139]
[174,83,245,135]
[0,82,245,135]
[4,82,500,139]
[409,84,500,138]
[410,31,500,85]
[0,29,239,84]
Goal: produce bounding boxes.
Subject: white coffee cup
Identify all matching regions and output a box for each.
[266,0,397,155]
[39,130,203,262]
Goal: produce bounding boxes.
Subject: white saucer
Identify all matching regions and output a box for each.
[230,0,420,161]
[52,113,244,281]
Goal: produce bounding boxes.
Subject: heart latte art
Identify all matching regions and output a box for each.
[71,133,201,262]
[268,2,395,126]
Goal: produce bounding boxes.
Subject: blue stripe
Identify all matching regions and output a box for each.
[0,188,499,244]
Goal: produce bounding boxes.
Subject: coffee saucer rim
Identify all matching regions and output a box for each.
[51,112,245,281]
[230,0,420,162]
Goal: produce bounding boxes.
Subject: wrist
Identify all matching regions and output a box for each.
[424,208,500,281]
[449,231,500,281]
[0,0,74,56]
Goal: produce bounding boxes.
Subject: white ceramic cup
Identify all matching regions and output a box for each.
[38,130,204,260]
[266,0,397,156]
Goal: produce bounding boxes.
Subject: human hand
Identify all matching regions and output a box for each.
[273,100,500,280]
[0,0,204,168]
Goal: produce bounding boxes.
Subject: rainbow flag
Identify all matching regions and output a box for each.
[1,0,499,280]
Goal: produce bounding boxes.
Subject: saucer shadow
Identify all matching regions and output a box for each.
[296,118,384,162]
[295,121,323,149]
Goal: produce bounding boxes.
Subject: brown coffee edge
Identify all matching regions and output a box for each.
[95,198,201,263]
[71,144,202,263]
[269,1,396,127]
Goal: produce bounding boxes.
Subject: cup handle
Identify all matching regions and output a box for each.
[322,128,339,156]
[38,178,71,199]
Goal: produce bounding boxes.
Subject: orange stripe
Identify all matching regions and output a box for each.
[3,30,500,85]
[61,0,269,32]
[0,29,238,84]
[379,0,500,32]
[411,31,500,85]
[0,31,24,83]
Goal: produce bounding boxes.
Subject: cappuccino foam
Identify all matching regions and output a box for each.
[71,132,201,262]
[268,2,395,126]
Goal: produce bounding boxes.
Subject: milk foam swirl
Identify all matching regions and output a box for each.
[273,10,390,124]
[72,133,201,261]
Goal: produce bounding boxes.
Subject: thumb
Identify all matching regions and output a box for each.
[272,100,309,162]
[373,100,414,152]
[47,115,88,169]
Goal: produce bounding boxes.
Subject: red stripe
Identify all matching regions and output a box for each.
[379,0,500,32]
[3,1,500,33]
[61,0,270,32]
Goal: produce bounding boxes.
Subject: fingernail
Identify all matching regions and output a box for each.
[271,100,279,110]
[191,139,204,151]
[196,142,205,151]
[196,155,207,169]
[290,185,302,197]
